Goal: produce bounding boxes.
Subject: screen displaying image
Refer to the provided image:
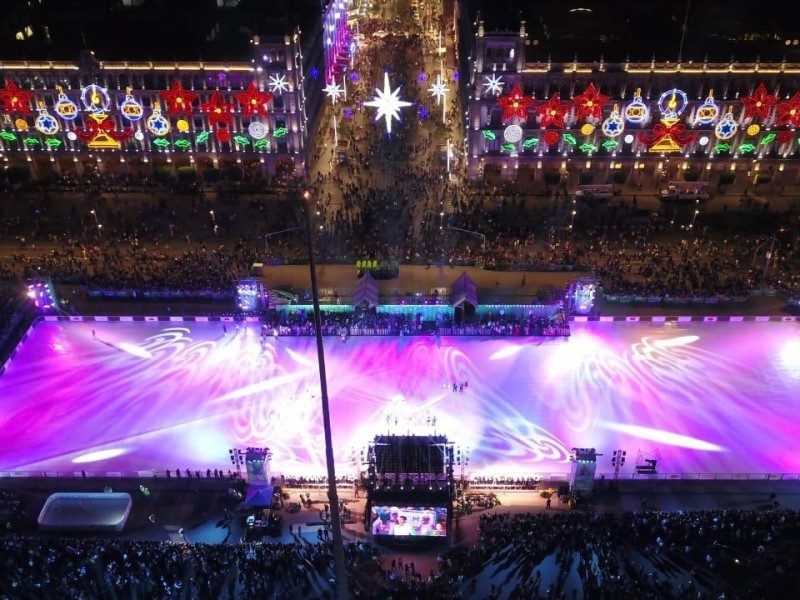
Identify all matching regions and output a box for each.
[370,506,447,537]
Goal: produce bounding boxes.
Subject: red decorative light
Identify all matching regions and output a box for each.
[160,80,198,114]
[235,81,273,117]
[741,83,777,120]
[497,84,533,122]
[215,127,231,143]
[200,91,234,126]
[638,121,698,147]
[775,92,800,128]
[0,80,34,115]
[572,82,609,121]
[777,130,794,144]
[543,130,559,146]
[537,94,570,129]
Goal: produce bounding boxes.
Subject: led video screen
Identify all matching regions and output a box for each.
[370,506,448,537]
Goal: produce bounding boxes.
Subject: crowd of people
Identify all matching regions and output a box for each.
[1,506,798,599]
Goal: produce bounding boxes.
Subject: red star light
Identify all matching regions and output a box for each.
[537,94,570,129]
[0,80,34,115]
[741,83,777,120]
[235,82,273,117]
[200,91,234,126]
[160,80,198,114]
[775,92,800,128]
[497,84,533,122]
[572,82,609,121]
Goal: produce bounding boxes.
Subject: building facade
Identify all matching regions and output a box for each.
[463,21,800,184]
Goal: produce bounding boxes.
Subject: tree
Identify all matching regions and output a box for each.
[177,166,197,186]
[543,171,561,186]
[202,167,221,184]
[683,169,700,182]
[223,166,244,183]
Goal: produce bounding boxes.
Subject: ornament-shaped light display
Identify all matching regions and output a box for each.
[364,72,412,134]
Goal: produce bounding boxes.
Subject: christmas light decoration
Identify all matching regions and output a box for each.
[580,123,595,136]
[196,131,210,144]
[254,139,269,149]
[76,113,132,149]
[174,139,191,149]
[746,124,760,136]
[45,138,62,148]
[563,133,577,145]
[0,131,16,141]
[601,140,619,150]
[34,104,60,135]
[714,142,731,152]
[200,92,234,126]
[215,128,231,143]
[572,82,609,121]
[501,142,516,152]
[268,74,290,94]
[273,126,288,138]
[543,130,559,145]
[760,133,777,145]
[119,89,144,122]
[600,105,624,138]
[738,142,756,153]
[694,90,720,126]
[233,135,250,146]
[418,72,428,83]
[498,84,533,122]
[23,136,39,146]
[482,130,496,141]
[579,143,597,153]
[623,134,635,144]
[146,104,171,136]
[152,138,170,148]
[428,73,449,105]
[160,81,198,114]
[503,125,523,143]
[483,74,505,96]
[741,83,777,120]
[658,88,688,118]
[176,119,190,133]
[15,119,28,131]
[80,84,111,114]
[698,136,710,146]
[364,72,413,134]
[777,130,794,144]
[134,131,144,141]
[324,80,344,104]
[53,87,78,121]
[235,82,272,117]
[522,137,539,148]
[624,89,648,124]
[714,109,737,140]
[248,122,268,139]
[775,92,800,128]
[309,67,320,80]
[418,106,428,119]
[0,80,33,114]
[639,119,697,153]
[537,94,570,128]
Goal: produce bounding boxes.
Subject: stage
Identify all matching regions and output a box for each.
[1,320,799,476]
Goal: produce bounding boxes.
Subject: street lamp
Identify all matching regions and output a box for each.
[209,210,218,236]
[448,226,486,252]
[90,209,102,238]
[300,189,348,599]
[264,226,303,256]
[324,79,344,150]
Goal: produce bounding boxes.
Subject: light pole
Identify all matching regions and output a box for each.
[90,209,102,238]
[448,225,486,253]
[752,229,786,280]
[300,189,348,600]
[324,80,344,151]
[264,226,303,256]
[209,210,218,236]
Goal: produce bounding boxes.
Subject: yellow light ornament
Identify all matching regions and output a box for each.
[580,123,595,136]
[176,119,190,133]
[15,118,28,131]
[746,124,760,136]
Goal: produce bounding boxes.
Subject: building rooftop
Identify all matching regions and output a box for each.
[466,0,800,63]
[0,0,323,63]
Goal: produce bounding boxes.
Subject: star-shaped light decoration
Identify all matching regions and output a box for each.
[428,74,449,106]
[775,92,800,128]
[364,71,412,134]
[0,80,34,114]
[200,91,235,126]
[741,83,777,120]
[160,80,198,114]
[537,93,570,128]
[497,84,533,122]
[324,80,344,105]
[268,74,290,95]
[235,81,273,117]
[572,82,609,121]
[483,74,505,96]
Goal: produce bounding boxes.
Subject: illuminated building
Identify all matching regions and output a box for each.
[458,1,800,181]
[0,0,343,180]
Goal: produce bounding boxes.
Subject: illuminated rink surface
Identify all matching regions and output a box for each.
[1,320,799,476]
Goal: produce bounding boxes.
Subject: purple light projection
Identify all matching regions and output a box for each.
[1,321,800,476]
